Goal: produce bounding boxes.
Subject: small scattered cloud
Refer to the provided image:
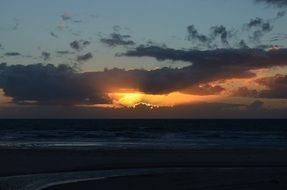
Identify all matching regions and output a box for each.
[244,17,273,43]
[113,25,122,32]
[276,10,286,18]
[254,0,287,7]
[70,40,91,51]
[56,50,74,55]
[77,52,93,62]
[50,32,58,38]
[210,25,232,47]
[61,13,72,21]
[41,52,51,61]
[100,33,135,47]
[187,25,211,48]
[4,52,21,56]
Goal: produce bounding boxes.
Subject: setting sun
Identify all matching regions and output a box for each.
[107,91,220,108]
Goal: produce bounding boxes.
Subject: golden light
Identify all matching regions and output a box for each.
[113,92,144,107]
[0,89,12,105]
[107,91,220,108]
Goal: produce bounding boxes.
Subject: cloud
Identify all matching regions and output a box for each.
[113,25,122,32]
[2,101,287,118]
[41,52,51,61]
[182,84,224,95]
[77,52,93,62]
[234,75,287,99]
[70,40,91,51]
[0,61,233,105]
[255,0,287,7]
[4,52,21,56]
[50,32,58,38]
[56,50,74,55]
[256,74,287,98]
[247,100,264,111]
[122,45,287,69]
[61,13,83,23]
[61,13,72,21]
[1,44,287,106]
[276,10,286,18]
[0,43,4,51]
[0,63,110,105]
[244,18,273,43]
[100,33,135,47]
[238,40,250,49]
[210,25,231,47]
[187,25,211,47]
[233,87,259,97]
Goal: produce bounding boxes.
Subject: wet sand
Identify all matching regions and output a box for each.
[1,148,287,189]
[44,168,287,190]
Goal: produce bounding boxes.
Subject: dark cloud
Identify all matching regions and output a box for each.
[233,87,259,97]
[244,18,273,43]
[1,45,287,105]
[256,75,287,98]
[276,11,286,18]
[121,45,287,93]
[70,40,91,51]
[61,13,83,23]
[210,25,231,47]
[186,24,240,49]
[100,33,135,47]
[238,40,250,49]
[2,101,287,119]
[255,0,287,7]
[247,100,264,111]
[122,45,287,69]
[77,53,93,62]
[187,25,211,47]
[70,41,81,51]
[5,52,21,56]
[56,50,73,55]
[234,75,287,99]
[41,52,51,61]
[0,61,239,105]
[0,63,110,105]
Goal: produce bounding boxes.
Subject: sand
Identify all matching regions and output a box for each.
[1,148,287,189]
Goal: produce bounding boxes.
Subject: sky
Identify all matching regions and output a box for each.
[1,0,287,118]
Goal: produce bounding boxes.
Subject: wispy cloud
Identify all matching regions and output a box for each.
[100,33,135,47]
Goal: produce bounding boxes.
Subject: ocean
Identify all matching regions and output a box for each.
[0,119,287,149]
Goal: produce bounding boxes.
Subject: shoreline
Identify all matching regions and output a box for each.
[1,147,287,176]
[1,147,287,189]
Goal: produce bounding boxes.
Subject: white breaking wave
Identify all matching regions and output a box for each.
[0,168,190,190]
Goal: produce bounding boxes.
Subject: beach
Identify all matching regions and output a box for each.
[1,147,287,189]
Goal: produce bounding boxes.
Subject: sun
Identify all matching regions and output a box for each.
[109,92,145,107]
[107,91,220,108]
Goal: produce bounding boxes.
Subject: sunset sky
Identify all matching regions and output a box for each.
[1,0,287,118]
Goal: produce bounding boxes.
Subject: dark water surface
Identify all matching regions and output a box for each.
[0,119,286,149]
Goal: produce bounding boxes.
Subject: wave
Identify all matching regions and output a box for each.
[0,168,192,190]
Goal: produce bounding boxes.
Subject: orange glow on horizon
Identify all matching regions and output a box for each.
[0,89,12,105]
[104,91,220,108]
